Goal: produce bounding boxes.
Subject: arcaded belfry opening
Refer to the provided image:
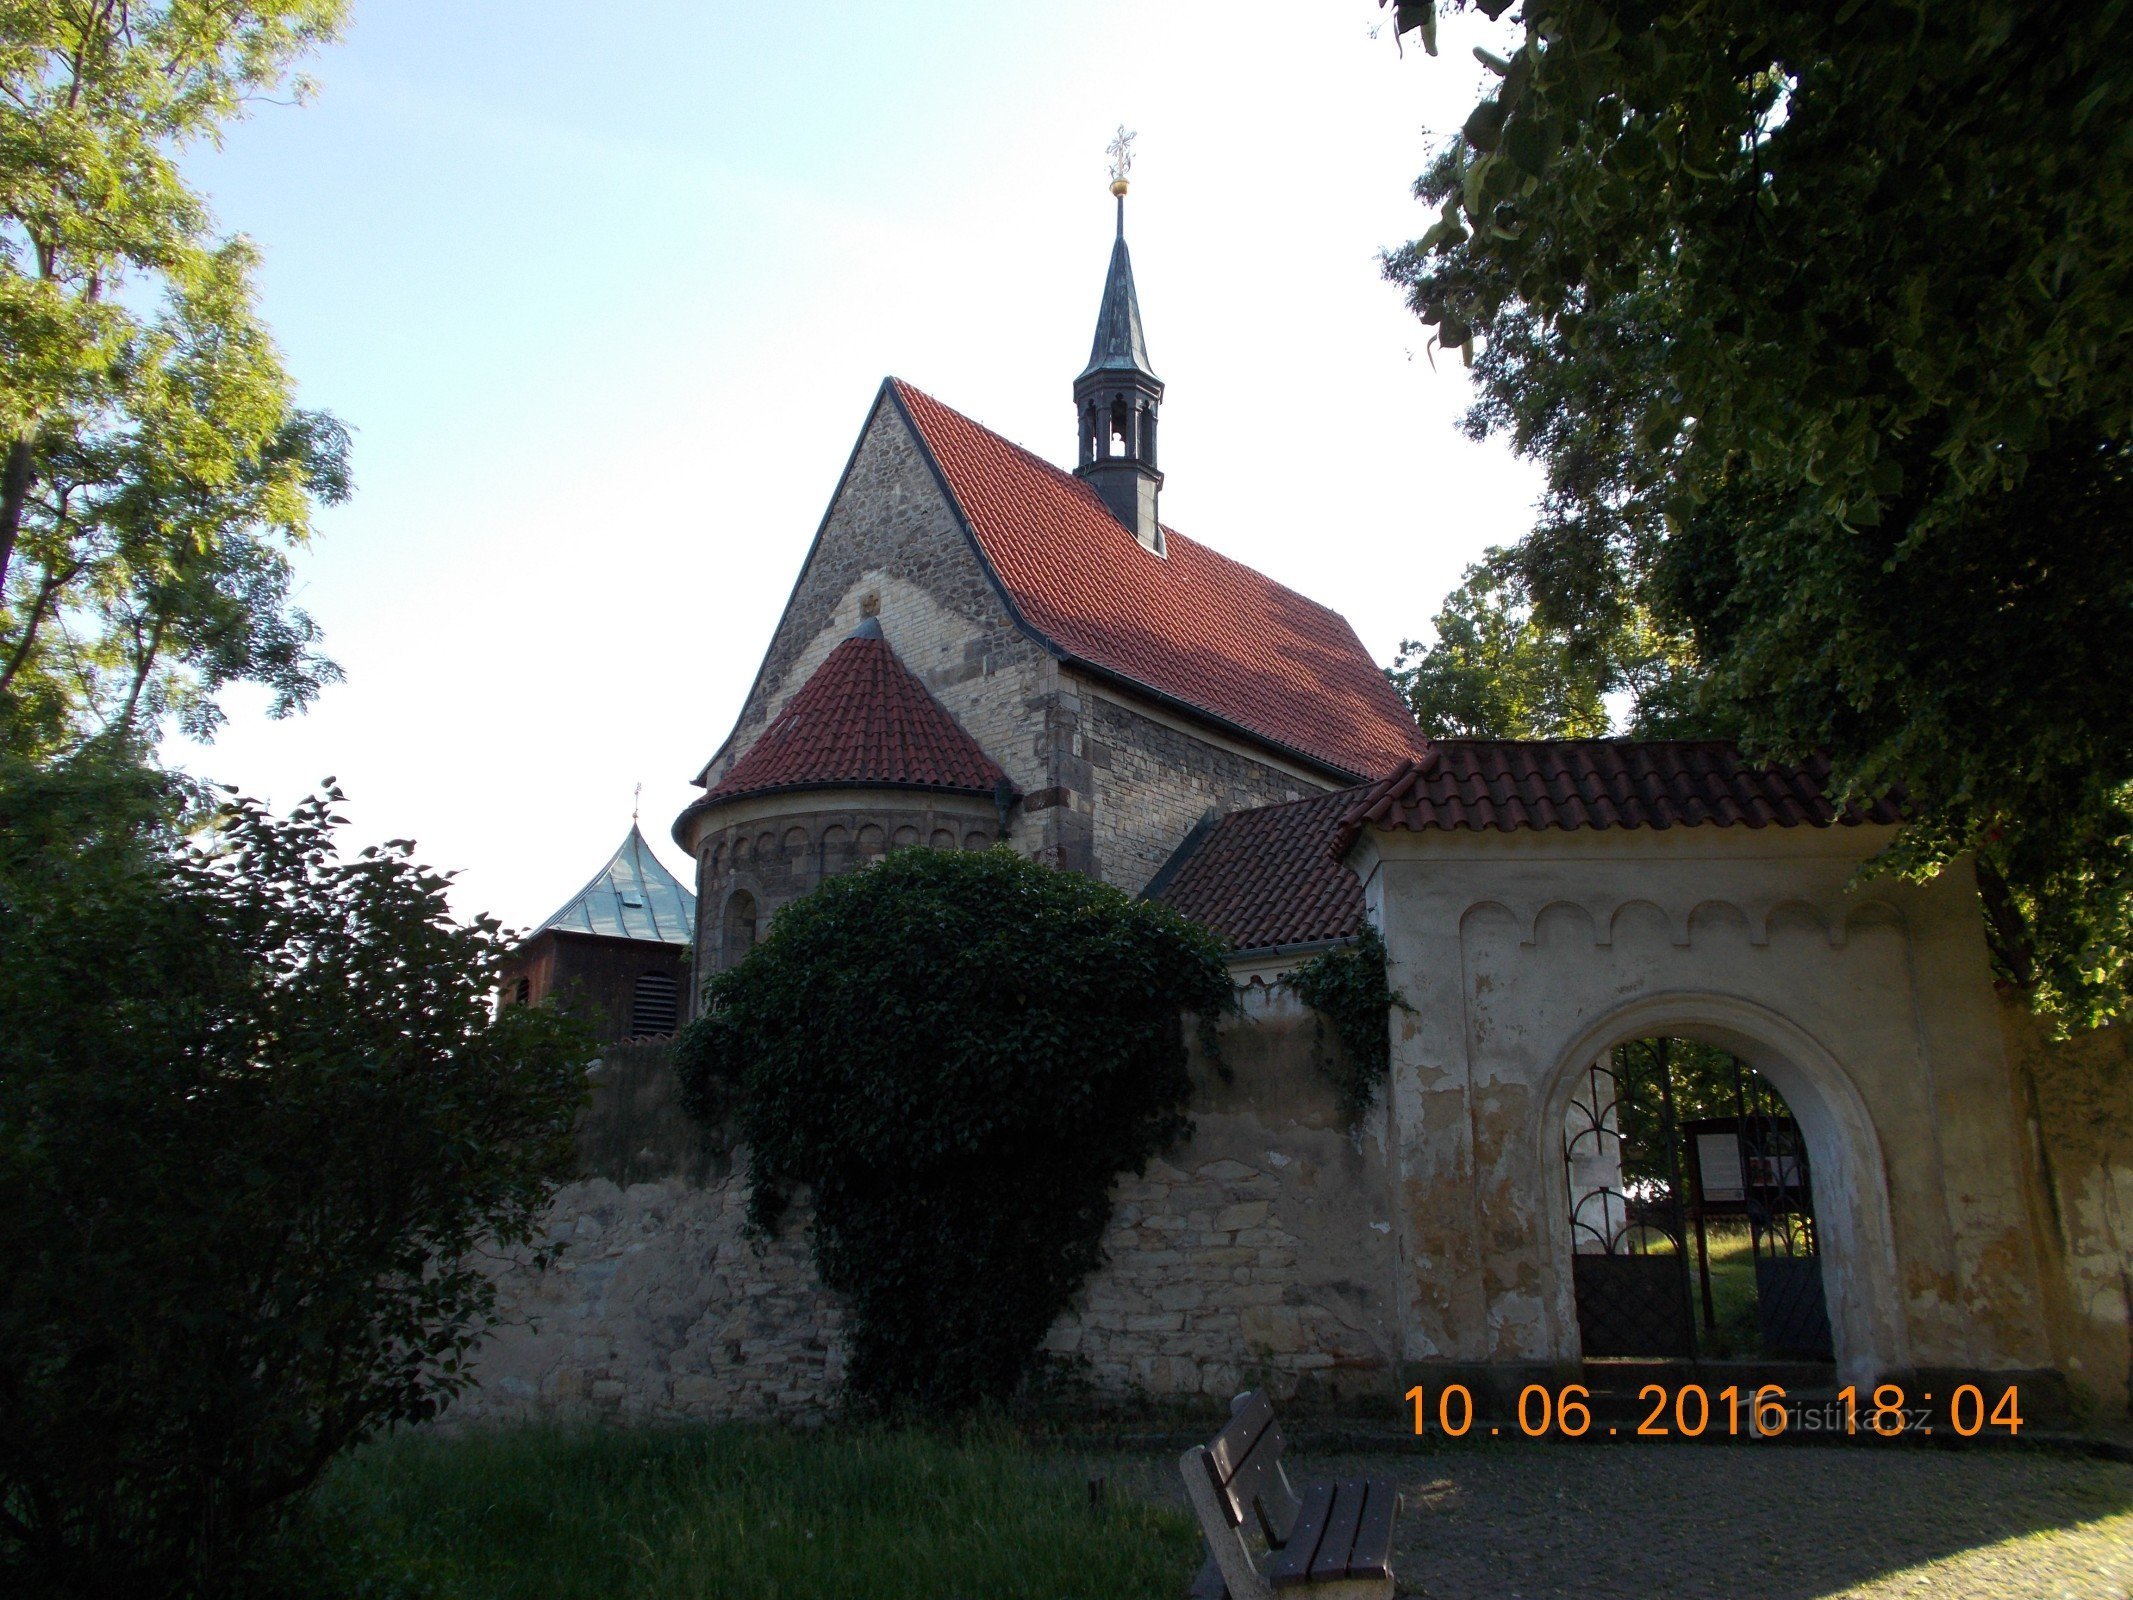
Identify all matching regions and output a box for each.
[1563,1035,1833,1365]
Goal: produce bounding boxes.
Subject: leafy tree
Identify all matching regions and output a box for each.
[1380,0,2133,1023]
[1391,546,1708,738]
[1,2,350,757]
[0,747,588,1596]
[674,848,1233,1413]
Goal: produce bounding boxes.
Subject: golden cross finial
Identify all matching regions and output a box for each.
[1106,124,1136,195]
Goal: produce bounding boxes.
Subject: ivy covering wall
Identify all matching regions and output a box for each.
[1289,924,1408,1122]
[674,847,1233,1411]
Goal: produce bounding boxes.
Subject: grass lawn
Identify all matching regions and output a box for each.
[306,1423,1202,1600]
[1697,1220,1764,1357]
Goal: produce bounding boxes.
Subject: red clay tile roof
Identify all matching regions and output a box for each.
[699,623,1007,806]
[889,380,1431,782]
[1154,787,1370,953]
[1335,740,1904,853]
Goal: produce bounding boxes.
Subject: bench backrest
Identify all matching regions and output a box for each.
[1196,1390,1303,1546]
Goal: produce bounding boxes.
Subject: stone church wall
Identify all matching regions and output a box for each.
[453,986,1398,1424]
[693,393,1072,867]
[1072,682,1329,895]
[692,794,1003,977]
[1998,997,2133,1417]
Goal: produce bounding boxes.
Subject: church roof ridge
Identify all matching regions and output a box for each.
[537,823,696,946]
[693,621,1009,811]
[887,378,1431,782]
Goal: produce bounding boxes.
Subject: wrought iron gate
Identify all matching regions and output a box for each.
[1564,1046,1696,1358]
[1569,1041,1834,1362]
[1739,1113,1834,1359]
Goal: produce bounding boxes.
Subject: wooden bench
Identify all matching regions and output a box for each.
[1179,1391,1399,1600]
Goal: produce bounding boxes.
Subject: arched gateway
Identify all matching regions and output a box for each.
[1339,742,2057,1392]
[1539,994,1907,1382]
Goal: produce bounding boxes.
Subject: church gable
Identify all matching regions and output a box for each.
[693,385,1050,805]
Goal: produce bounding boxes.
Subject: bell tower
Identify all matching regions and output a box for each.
[1075,129,1165,554]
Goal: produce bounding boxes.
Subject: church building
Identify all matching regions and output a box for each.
[670,182,1427,977]
[458,179,2130,1429]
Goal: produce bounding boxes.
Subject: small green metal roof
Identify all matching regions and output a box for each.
[538,824,695,946]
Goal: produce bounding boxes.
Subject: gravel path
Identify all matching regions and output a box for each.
[1369,1443,2131,1599]
[1095,1441,2133,1600]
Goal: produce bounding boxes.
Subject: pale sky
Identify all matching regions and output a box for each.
[172,0,1541,934]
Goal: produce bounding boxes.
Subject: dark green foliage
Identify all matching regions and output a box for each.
[1382,0,2133,1024]
[673,848,1232,1413]
[1609,1036,1781,1193]
[1288,925,1410,1122]
[0,746,589,1597]
[1391,547,1715,739]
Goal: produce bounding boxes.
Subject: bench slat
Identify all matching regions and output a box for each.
[1308,1480,1368,1583]
[1345,1475,1398,1580]
[1207,1391,1298,1542]
[1205,1391,1276,1488]
[1265,1480,1332,1589]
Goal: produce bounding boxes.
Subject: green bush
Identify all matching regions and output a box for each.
[674,847,1232,1412]
[0,749,589,1597]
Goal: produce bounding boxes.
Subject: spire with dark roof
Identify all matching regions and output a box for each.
[1078,199,1159,384]
[1074,181,1166,553]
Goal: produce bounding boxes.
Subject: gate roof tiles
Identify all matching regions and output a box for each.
[1335,740,1903,852]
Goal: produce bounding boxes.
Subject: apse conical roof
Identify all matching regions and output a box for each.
[703,618,1009,804]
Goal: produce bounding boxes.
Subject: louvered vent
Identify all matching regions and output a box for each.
[630,971,679,1037]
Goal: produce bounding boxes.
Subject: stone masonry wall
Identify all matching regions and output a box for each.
[452,1170,844,1425]
[452,1044,844,1424]
[1075,684,1330,895]
[1041,982,1399,1399]
[1999,995,2133,1417]
[457,985,1397,1421]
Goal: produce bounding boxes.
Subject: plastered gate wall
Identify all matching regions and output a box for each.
[1358,818,2128,1411]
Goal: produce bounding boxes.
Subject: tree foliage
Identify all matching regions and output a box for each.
[1381,0,2133,1023]
[1391,546,1708,738]
[0,748,588,1596]
[673,848,1233,1413]
[1,2,351,757]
